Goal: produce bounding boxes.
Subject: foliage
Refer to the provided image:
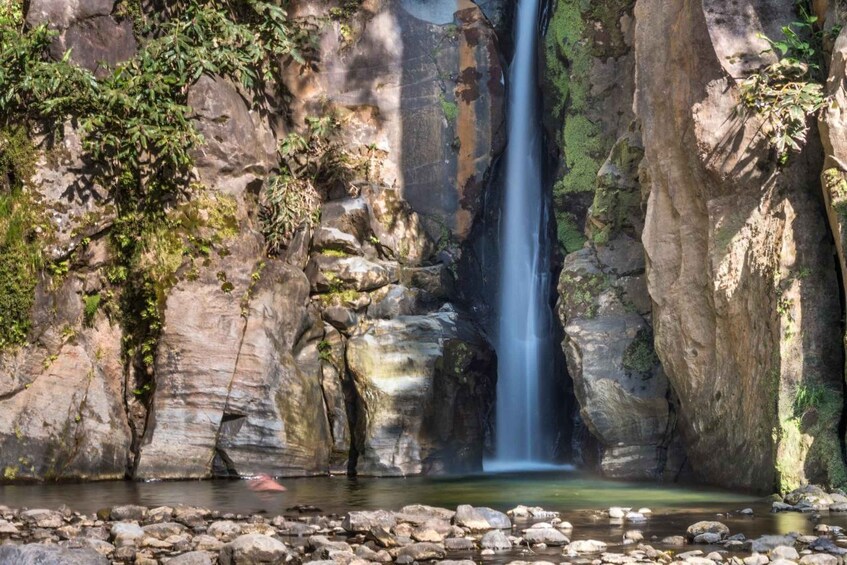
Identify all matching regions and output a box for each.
[0,0,305,359]
[0,127,42,348]
[82,293,101,327]
[737,3,836,164]
[260,114,362,254]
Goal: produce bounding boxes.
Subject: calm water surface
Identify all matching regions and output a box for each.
[0,470,839,546]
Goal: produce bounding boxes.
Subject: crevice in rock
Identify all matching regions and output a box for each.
[205,261,259,476]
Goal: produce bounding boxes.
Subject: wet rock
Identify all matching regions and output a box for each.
[661,536,686,546]
[481,529,512,550]
[687,522,729,541]
[397,542,446,561]
[694,533,724,544]
[219,534,289,565]
[444,537,475,551]
[523,526,569,546]
[750,535,800,553]
[567,539,609,554]
[111,505,148,522]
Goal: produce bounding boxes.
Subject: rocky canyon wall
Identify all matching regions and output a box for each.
[0,0,505,481]
[5,0,847,494]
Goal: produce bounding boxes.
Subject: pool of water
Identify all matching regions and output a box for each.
[0,470,838,546]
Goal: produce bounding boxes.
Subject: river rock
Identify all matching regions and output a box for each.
[346,313,495,476]
[750,535,800,553]
[111,505,148,522]
[453,505,496,531]
[168,552,215,565]
[20,509,64,529]
[800,555,839,565]
[523,526,569,546]
[397,542,446,561]
[208,521,242,541]
[219,534,289,565]
[567,540,608,554]
[481,529,512,550]
[771,546,800,561]
[445,537,475,551]
[694,533,724,544]
[111,521,145,547]
[344,510,397,533]
[0,543,110,565]
[687,522,729,541]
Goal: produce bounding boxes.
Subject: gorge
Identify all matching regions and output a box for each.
[3,0,847,501]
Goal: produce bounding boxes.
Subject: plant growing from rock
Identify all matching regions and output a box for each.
[737,3,835,164]
[259,114,363,254]
[0,0,308,354]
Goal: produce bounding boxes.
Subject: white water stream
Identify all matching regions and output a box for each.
[490,0,557,467]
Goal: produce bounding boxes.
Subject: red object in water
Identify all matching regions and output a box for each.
[247,474,287,492]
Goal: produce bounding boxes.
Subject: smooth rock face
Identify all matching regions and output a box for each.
[0,293,131,481]
[136,250,334,479]
[291,1,506,241]
[635,0,845,490]
[346,313,495,476]
[187,75,277,196]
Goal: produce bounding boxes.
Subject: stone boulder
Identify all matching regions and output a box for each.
[346,311,495,475]
[0,543,109,564]
[219,534,289,565]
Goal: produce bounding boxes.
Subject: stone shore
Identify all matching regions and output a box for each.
[2,485,847,565]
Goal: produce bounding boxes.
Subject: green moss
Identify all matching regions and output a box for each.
[320,249,350,258]
[3,465,17,480]
[545,0,636,251]
[556,212,587,253]
[82,293,101,327]
[776,382,847,492]
[559,269,608,319]
[439,93,458,123]
[622,329,658,374]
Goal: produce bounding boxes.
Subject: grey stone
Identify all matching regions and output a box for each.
[219,534,289,565]
[0,544,110,564]
[481,529,512,550]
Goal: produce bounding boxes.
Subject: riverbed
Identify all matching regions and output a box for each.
[1,470,839,546]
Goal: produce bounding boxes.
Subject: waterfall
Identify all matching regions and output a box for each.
[490,0,556,468]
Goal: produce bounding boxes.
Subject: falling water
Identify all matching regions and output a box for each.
[491,0,556,468]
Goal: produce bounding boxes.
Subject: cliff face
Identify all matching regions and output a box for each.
[0,0,505,481]
[5,0,847,493]
[547,0,847,489]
